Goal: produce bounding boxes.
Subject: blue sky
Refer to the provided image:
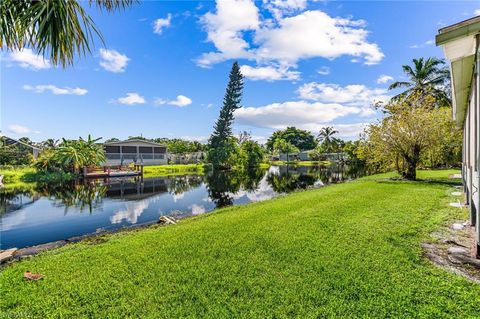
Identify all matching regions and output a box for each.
[2,0,479,143]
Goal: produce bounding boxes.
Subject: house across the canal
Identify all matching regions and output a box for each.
[103,139,168,166]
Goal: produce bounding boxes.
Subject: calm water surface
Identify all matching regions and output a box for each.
[0,165,364,249]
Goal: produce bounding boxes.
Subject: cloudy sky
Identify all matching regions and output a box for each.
[2,0,479,143]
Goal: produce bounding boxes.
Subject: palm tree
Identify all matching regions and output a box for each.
[1,0,136,67]
[389,57,450,105]
[54,135,105,173]
[41,139,59,149]
[318,127,338,145]
[273,139,299,162]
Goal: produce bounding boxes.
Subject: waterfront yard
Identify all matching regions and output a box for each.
[1,170,480,318]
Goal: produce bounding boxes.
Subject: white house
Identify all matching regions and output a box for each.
[103,139,168,166]
[436,16,480,257]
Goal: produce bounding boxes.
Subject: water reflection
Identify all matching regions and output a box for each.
[0,164,364,249]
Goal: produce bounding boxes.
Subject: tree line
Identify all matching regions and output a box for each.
[357,57,460,180]
[1,57,461,181]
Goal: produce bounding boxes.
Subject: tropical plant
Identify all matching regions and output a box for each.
[273,139,299,162]
[317,126,343,153]
[36,135,105,173]
[318,127,338,145]
[41,138,59,149]
[240,140,265,168]
[358,92,460,180]
[1,0,136,67]
[34,149,61,172]
[208,137,242,170]
[266,127,317,152]
[208,61,244,168]
[388,57,450,106]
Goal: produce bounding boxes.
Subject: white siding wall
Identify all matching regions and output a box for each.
[464,51,480,257]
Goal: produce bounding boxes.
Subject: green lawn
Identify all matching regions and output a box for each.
[1,170,480,318]
[142,163,206,177]
[0,164,207,188]
[270,160,331,166]
[0,166,73,190]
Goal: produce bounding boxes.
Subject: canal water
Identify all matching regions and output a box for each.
[0,165,364,249]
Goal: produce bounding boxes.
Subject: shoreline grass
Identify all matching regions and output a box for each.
[1,170,480,317]
[0,166,74,190]
[270,160,331,166]
[0,164,208,188]
[142,163,207,177]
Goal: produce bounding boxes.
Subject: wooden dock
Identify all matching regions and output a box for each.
[83,165,144,179]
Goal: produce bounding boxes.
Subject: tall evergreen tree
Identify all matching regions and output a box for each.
[208,62,244,168]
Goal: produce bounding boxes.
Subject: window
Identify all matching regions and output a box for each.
[139,147,153,153]
[154,147,166,153]
[122,146,137,154]
[105,146,120,153]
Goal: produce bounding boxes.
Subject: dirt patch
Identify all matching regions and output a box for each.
[423,220,480,283]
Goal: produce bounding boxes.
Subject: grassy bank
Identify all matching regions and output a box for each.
[1,170,480,318]
[0,164,207,188]
[270,160,331,166]
[142,163,207,177]
[0,166,73,189]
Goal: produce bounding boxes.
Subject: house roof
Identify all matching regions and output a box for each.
[1,135,42,150]
[104,139,167,147]
[436,16,480,45]
[436,16,480,127]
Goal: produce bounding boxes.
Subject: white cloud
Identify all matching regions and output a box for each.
[376,74,394,84]
[317,66,330,75]
[99,49,129,73]
[7,124,40,135]
[297,82,390,107]
[23,84,87,95]
[155,95,192,107]
[197,0,259,67]
[331,123,368,139]
[9,49,50,70]
[263,0,307,20]
[111,197,160,224]
[254,11,383,66]
[235,100,363,130]
[153,14,172,34]
[190,204,206,215]
[180,135,209,142]
[112,93,146,105]
[240,64,299,81]
[409,40,434,49]
[198,4,384,75]
[474,9,480,16]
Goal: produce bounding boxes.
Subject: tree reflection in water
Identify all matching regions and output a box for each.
[205,168,266,208]
[1,164,366,215]
[39,180,107,214]
[167,175,203,196]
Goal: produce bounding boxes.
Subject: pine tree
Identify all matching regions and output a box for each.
[208,62,244,168]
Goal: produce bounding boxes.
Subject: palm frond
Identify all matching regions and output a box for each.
[1,0,136,67]
[89,0,138,11]
[388,81,411,90]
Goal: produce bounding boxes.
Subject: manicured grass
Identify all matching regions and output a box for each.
[0,166,36,183]
[270,160,331,166]
[0,164,206,187]
[0,166,73,189]
[1,170,479,318]
[142,163,207,177]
